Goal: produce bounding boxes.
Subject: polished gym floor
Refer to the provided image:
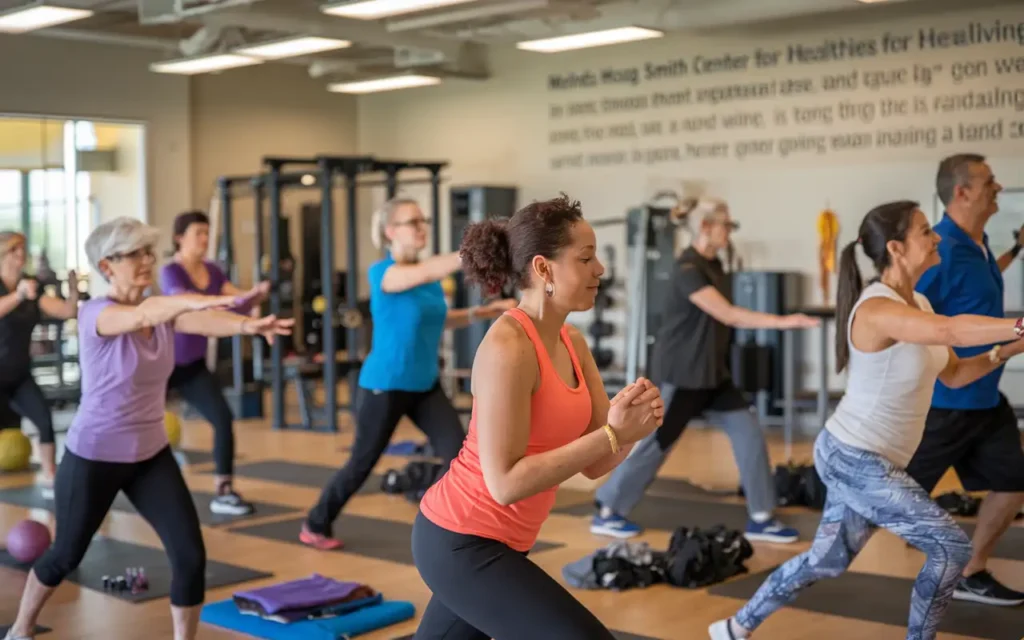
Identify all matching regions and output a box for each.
[1,387,1021,640]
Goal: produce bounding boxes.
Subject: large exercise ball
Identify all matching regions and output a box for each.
[164,411,182,449]
[0,429,31,472]
[6,519,51,564]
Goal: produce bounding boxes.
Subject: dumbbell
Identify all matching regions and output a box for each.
[589,321,615,340]
[594,349,614,369]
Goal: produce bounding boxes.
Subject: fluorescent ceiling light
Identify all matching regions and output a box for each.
[517,26,663,53]
[0,2,93,34]
[235,36,352,60]
[150,53,264,75]
[327,74,440,94]
[322,0,477,20]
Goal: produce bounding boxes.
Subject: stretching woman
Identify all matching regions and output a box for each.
[159,210,269,516]
[300,197,514,550]
[412,195,665,640]
[593,198,816,543]
[0,231,79,493]
[710,201,1024,640]
[4,217,292,640]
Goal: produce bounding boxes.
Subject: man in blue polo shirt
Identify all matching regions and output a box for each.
[911,153,1024,606]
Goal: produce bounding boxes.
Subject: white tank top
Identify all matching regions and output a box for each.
[826,282,950,468]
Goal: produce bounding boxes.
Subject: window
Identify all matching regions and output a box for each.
[0,171,22,232]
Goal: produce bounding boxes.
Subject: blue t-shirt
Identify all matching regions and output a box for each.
[358,256,448,392]
[915,214,1005,410]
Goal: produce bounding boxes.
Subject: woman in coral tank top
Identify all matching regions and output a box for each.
[413,195,665,640]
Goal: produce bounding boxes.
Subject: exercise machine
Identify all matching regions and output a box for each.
[263,155,448,434]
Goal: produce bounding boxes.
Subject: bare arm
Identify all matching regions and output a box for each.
[39,282,79,320]
[174,309,248,337]
[445,307,476,329]
[380,252,461,294]
[939,339,1024,388]
[567,326,636,479]
[473,321,619,506]
[690,286,798,329]
[857,297,1023,348]
[95,294,235,337]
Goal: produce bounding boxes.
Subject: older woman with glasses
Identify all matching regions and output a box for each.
[0,231,79,493]
[3,217,292,640]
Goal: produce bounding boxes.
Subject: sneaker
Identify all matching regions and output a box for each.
[299,524,344,551]
[953,570,1024,606]
[590,512,642,539]
[745,518,799,544]
[708,618,748,639]
[210,488,255,516]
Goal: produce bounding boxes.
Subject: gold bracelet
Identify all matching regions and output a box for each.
[602,424,620,454]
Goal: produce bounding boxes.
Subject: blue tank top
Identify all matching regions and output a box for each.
[358,255,448,392]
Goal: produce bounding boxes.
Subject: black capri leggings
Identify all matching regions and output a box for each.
[0,376,55,444]
[168,359,235,476]
[32,446,206,607]
[411,512,615,640]
[305,382,466,537]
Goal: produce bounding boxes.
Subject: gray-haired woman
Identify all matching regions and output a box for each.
[4,217,293,640]
[300,197,514,550]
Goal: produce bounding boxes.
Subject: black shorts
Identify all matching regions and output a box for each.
[906,394,1024,493]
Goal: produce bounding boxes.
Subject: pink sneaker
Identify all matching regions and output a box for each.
[299,525,343,551]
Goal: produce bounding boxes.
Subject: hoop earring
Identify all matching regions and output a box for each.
[545,282,554,297]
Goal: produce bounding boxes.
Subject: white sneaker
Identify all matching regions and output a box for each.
[709,618,745,639]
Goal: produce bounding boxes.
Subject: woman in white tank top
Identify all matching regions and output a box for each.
[710,201,1024,640]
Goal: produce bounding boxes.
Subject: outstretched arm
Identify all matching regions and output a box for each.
[39,273,80,320]
[857,297,1023,348]
[689,286,816,330]
[380,252,461,293]
[939,339,1024,388]
[474,321,626,506]
[95,294,237,337]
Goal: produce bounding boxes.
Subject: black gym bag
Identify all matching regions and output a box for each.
[665,525,753,588]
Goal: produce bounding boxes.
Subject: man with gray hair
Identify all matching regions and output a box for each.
[911,153,1024,606]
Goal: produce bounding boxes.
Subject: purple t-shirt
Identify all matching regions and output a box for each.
[65,298,175,463]
[159,261,228,366]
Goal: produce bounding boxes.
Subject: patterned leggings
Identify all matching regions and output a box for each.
[734,429,972,640]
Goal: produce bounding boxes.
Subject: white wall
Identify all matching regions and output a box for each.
[358,6,1024,399]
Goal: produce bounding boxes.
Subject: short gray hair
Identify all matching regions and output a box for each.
[371,198,419,250]
[936,153,985,206]
[85,217,160,276]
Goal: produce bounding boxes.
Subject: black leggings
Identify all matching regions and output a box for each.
[411,512,615,640]
[0,376,54,444]
[32,446,206,607]
[168,360,235,476]
[306,383,465,536]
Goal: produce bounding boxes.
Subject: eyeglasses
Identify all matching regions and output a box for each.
[107,246,155,262]
[390,217,432,228]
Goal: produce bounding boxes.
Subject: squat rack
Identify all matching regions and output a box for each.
[261,155,448,433]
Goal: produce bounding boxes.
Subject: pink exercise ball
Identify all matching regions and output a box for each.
[6,519,51,564]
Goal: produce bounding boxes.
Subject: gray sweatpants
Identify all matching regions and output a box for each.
[595,383,776,519]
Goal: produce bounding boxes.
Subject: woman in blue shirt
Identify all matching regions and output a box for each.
[300,198,514,550]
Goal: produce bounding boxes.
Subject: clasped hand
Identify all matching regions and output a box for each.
[607,378,664,444]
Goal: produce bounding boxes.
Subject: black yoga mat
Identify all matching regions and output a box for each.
[0,485,297,527]
[229,459,383,495]
[229,515,564,566]
[0,625,50,637]
[0,536,272,604]
[709,567,1022,640]
[648,476,740,500]
[553,494,824,540]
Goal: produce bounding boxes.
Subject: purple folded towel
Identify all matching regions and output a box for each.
[234,574,366,615]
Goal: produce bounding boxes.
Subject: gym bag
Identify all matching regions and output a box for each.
[665,525,753,589]
[380,461,445,503]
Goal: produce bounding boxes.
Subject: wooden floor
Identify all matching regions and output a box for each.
[1,394,1021,640]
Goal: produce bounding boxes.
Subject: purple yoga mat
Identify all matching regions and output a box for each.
[234,574,365,615]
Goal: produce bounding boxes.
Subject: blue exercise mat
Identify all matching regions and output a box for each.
[201,598,415,639]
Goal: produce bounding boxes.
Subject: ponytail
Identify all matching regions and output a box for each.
[834,240,863,373]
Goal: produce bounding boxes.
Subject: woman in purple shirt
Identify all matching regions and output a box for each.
[158,211,269,516]
[4,217,292,640]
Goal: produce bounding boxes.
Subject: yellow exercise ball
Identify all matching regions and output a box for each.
[0,429,32,472]
[164,411,182,449]
[441,276,456,296]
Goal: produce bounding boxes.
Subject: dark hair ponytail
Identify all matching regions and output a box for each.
[460,219,513,296]
[834,200,920,373]
[834,240,863,373]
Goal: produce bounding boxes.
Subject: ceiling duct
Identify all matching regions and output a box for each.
[137,0,261,25]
